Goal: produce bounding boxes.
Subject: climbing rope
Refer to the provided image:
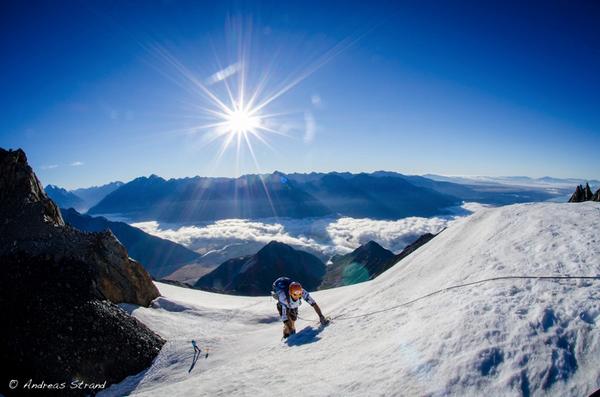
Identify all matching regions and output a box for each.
[297,275,600,323]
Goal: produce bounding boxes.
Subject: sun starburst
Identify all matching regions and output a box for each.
[225,107,261,135]
[144,20,361,173]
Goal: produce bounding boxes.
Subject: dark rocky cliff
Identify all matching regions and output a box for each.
[0,148,160,305]
[0,148,164,396]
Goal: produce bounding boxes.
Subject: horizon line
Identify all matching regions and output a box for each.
[42,169,600,191]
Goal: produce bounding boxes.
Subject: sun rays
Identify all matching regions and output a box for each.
[142,19,363,174]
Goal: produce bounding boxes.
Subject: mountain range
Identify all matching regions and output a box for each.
[88,173,331,221]
[87,172,463,222]
[292,171,568,204]
[45,184,86,211]
[42,171,568,224]
[81,172,490,222]
[46,181,123,212]
[71,181,124,209]
[295,173,458,219]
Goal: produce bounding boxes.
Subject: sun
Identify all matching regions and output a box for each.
[226,107,261,135]
[147,22,358,169]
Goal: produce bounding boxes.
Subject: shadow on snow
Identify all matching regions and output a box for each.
[285,325,325,347]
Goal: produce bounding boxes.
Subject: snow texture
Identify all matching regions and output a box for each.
[100,202,600,397]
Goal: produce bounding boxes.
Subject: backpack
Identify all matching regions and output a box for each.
[272,277,292,300]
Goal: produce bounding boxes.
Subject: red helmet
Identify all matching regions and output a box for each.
[289,282,303,300]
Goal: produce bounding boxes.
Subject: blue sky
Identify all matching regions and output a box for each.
[1,1,599,189]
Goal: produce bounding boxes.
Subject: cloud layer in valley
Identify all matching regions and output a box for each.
[132,203,489,258]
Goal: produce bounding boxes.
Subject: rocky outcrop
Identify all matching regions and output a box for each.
[195,241,326,295]
[0,148,160,305]
[0,148,164,396]
[568,183,598,203]
[0,148,64,227]
[319,241,395,289]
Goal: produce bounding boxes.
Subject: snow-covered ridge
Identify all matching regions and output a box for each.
[101,202,600,397]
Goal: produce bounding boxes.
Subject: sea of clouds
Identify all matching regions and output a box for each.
[132,203,490,258]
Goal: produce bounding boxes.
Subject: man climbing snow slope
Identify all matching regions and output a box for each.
[272,277,329,338]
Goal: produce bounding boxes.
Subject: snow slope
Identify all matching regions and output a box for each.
[100,202,600,397]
